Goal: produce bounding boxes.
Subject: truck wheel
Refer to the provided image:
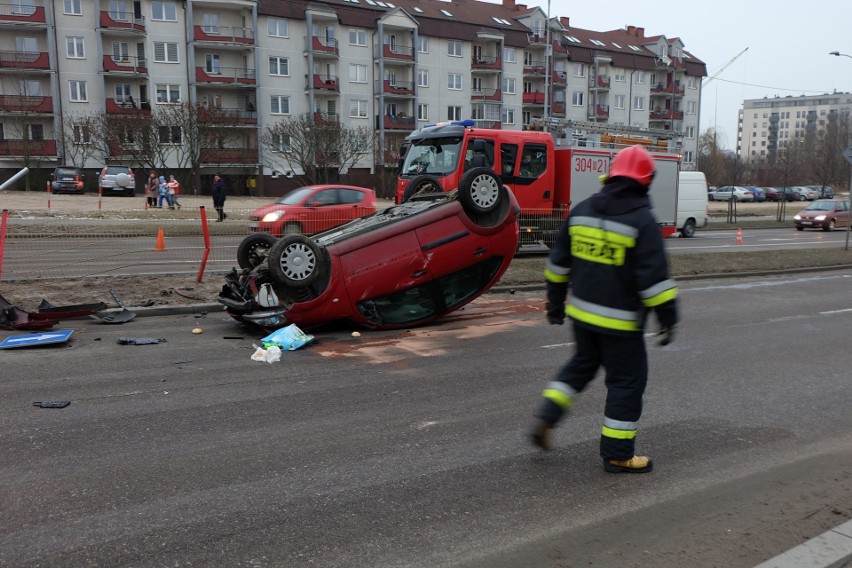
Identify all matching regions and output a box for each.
[237,233,277,270]
[680,219,696,238]
[267,235,326,288]
[458,167,502,214]
[402,175,443,202]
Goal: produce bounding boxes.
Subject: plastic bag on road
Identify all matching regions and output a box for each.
[251,344,281,363]
[260,324,314,351]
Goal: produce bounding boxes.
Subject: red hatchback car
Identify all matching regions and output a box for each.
[220,169,519,331]
[249,185,377,237]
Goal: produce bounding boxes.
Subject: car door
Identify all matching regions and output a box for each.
[303,188,344,234]
[837,201,850,227]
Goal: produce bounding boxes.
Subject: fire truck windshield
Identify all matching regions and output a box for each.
[400,136,463,178]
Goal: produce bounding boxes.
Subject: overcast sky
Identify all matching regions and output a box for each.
[512,0,852,150]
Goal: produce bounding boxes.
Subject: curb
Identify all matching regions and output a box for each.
[753,519,852,568]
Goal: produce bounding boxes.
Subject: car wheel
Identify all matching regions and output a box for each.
[681,219,696,238]
[796,226,804,231]
[402,175,443,202]
[283,222,303,236]
[732,195,739,202]
[824,219,836,232]
[458,167,503,214]
[708,195,715,201]
[799,195,806,201]
[267,235,326,288]
[237,233,278,270]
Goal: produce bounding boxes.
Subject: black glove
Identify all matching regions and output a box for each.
[546,302,565,325]
[656,325,675,346]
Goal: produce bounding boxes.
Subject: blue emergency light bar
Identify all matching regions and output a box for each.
[422,119,475,129]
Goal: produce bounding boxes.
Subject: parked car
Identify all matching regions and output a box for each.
[50,166,85,194]
[249,185,378,237]
[794,186,820,200]
[98,166,136,196]
[805,185,834,199]
[219,168,519,331]
[794,199,850,231]
[781,187,808,202]
[707,186,754,202]
[744,186,766,202]
[762,187,782,202]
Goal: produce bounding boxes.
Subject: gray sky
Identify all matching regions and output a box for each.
[517,0,852,150]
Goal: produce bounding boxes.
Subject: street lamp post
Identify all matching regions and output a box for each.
[829,51,852,59]
[829,51,852,250]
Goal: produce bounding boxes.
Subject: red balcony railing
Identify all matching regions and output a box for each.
[590,104,610,118]
[0,138,56,156]
[103,54,147,75]
[313,112,340,125]
[377,115,415,130]
[197,106,257,124]
[523,61,546,76]
[0,2,46,23]
[105,98,151,114]
[650,82,685,95]
[194,25,254,45]
[308,35,337,55]
[196,67,256,85]
[471,88,502,101]
[380,43,414,61]
[590,75,611,89]
[377,79,414,96]
[650,109,684,120]
[522,92,545,104]
[99,10,145,32]
[312,74,339,92]
[0,50,49,70]
[551,71,567,85]
[0,94,51,112]
[551,101,566,115]
[472,54,502,71]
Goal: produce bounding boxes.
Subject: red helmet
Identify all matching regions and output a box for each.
[608,145,656,186]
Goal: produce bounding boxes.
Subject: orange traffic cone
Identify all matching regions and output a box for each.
[155,227,166,251]
[735,227,743,244]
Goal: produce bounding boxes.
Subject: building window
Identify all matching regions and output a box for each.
[350,99,368,118]
[448,106,462,120]
[614,94,625,109]
[418,36,428,53]
[29,123,44,141]
[69,80,87,102]
[205,54,220,74]
[273,133,290,152]
[151,1,176,21]
[73,124,91,144]
[687,101,697,114]
[685,126,695,138]
[156,84,180,103]
[202,13,218,33]
[448,73,462,90]
[614,69,625,82]
[269,57,289,76]
[417,69,429,88]
[271,96,290,115]
[349,64,367,83]
[571,91,584,106]
[633,96,645,110]
[503,47,516,63]
[573,63,585,78]
[349,28,366,46]
[64,0,81,15]
[635,71,645,84]
[417,103,428,121]
[683,149,694,162]
[502,108,515,124]
[687,76,697,89]
[158,125,181,144]
[66,37,84,58]
[153,42,179,63]
[502,77,516,95]
[448,39,462,57]
[267,19,288,37]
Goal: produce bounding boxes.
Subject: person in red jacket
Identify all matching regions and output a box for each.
[167,175,181,209]
[531,145,679,474]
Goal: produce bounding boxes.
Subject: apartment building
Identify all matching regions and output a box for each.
[0,0,706,192]
[737,92,852,162]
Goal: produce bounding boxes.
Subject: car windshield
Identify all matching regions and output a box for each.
[276,187,317,205]
[105,167,129,175]
[805,200,837,211]
[56,168,78,176]
[400,136,463,177]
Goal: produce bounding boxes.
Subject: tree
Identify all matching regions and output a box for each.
[807,111,851,191]
[373,130,407,200]
[695,128,727,187]
[60,112,103,168]
[102,110,167,173]
[261,113,373,186]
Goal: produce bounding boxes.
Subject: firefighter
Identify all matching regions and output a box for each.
[531,144,678,474]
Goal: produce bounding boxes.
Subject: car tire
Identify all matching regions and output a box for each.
[458,167,503,214]
[824,220,836,232]
[237,233,278,270]
[680,219,696,238]
[402,175,443,202]
[283,222,303,236]
[796,226,804,231]
[799,195,806,201]
[708,195,715,201]
[732,196,739,202]
[267,235,327,288]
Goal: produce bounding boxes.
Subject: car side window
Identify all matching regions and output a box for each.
[519,144,547,179]
[313,190,339,206]
[339,189,365,204]
[500,144,518,176]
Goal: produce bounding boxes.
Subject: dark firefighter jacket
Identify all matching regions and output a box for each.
[544,177,678,334]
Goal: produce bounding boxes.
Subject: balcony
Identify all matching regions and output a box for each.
[200,146,259,164]
[472,54,502,71]
[0,50,49,70]
[102,54,148,75]
[649,109,684,121]
[0,2,46,24]
[473,120,501,129]
[551,71,567,86]
[588,104,610,118]
[194,25,254,46]
[99,10,145,33]
[0,94,51,112]
[196,66,256,85]
[377,79,414,96]
[313,111,340,125]
[307,35,338,57]
[376,43,414,62]
[551,101,566,116]
[0,138,56,156]
[471,87,501,102]
[105,98,152,115]
[311,74,339,92]
[589,75,611,89]
[377,115,415,130]
[523,61,546,76]
[528,33,547,45]
[650,82,684,96]
[522,92,545,105]
[197,106,257,124]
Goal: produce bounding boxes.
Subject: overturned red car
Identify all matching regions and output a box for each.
[219,168,519,331]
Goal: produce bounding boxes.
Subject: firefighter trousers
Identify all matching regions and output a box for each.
[537,322,648,460]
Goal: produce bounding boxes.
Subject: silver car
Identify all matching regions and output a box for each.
[707,186,754,202]
[98,165,136,197]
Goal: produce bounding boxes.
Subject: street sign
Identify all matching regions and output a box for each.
[0,329,74,349]
[843,146,852,166]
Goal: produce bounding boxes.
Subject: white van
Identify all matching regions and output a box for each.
[676,171,709,237]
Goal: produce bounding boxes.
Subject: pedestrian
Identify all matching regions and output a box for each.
[212,174,227,221]
[157,175,172,209]
[145,170,158,209]
[167,174,181,209]
[530,144,678,474]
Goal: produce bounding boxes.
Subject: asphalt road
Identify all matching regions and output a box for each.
[667,226,852,254]
[2,272,851,567]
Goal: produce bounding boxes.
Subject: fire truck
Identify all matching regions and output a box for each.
[396,120,681,246]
